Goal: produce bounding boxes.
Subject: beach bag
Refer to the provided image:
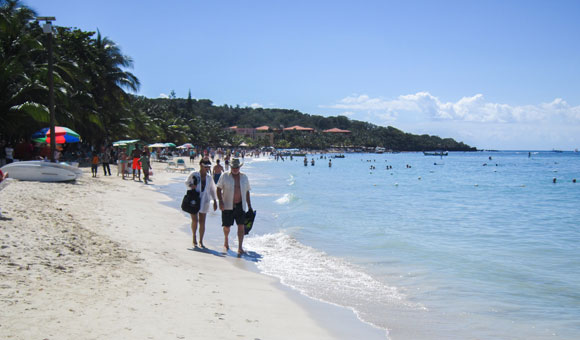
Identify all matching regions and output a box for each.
[181,189,200,214]
[244,208,257,235]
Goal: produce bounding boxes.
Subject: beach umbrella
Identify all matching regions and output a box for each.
[113,139,141,147]
[165,142,176,147]
[32,126,81,144]
[148,143,167,148]
[179,143,194,149]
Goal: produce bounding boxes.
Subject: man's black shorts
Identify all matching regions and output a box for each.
[222,203,246,227]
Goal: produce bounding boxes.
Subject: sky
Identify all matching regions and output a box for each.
[23,0,580,150]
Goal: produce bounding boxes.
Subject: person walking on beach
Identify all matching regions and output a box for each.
[131,147,142,181]
[101,147,111,176]
[185,158,218,248]
[224,154,230,171]
[213,159,224,184]
[91,153,99,177]
[119,149,127,179]
[216,158,252,255]
[140,149,151,184]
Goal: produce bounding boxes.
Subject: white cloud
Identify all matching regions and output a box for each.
[324,92,580,124]
[159,93,169,99]
[322,92,580,149]
[249,103,263,109]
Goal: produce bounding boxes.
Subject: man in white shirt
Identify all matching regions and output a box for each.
[216,158,252,255]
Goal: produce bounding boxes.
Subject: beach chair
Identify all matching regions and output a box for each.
[165,161,178,172]
[176,159,188,173]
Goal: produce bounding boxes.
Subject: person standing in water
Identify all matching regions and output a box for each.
[216,158,252,255]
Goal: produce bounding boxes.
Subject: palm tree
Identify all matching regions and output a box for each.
[0,0,47,138]
[88,31,140,144]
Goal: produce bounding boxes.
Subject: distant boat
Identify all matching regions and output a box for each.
[424,151,448,156]
[375,147,385,154]
[0,161,82,182]
[552,149,563,153]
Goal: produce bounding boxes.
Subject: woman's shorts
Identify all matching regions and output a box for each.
[221,203,246,227]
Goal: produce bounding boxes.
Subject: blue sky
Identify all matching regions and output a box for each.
[24,0,580,150]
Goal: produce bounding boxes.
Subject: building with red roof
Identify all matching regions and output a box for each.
[323,128,351,134]
[283,125,315,132]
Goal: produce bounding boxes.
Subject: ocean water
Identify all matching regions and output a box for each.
[166,152,580,339]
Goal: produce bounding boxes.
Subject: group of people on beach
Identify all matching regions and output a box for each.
[185,157,251,255]
[90,146,152,184]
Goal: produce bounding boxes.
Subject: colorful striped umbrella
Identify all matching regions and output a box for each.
[32,126,81,144]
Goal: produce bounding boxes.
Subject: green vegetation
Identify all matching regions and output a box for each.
[1,0,475,151]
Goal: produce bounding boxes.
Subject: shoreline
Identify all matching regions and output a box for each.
[0,159,385,339]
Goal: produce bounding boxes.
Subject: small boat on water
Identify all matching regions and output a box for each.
[0,161,83,182]
[375,147,385,154]
[424,151,448,156]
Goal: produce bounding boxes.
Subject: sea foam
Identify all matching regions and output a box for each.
[245,232,425,331]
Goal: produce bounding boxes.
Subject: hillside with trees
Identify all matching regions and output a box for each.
[1,0,475,152]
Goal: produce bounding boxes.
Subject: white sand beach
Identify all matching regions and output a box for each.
[0,160,384,340]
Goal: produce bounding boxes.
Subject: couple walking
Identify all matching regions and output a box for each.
[184,158,251,255]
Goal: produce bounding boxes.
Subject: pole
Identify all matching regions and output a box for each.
[48,31,55,162]
[38,17,56,162]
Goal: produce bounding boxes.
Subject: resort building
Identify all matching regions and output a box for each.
[322,128,351,134]
[283,125,315,133]
[226,124,345,146]
[227,126,274,145]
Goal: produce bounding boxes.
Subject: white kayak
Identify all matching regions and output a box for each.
[0,161,83,182]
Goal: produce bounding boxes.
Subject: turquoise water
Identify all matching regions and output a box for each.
[165,151,580,339]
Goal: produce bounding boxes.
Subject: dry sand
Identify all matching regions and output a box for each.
[0,160,344,340]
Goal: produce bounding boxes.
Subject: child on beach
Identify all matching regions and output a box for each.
[91,154,99,177]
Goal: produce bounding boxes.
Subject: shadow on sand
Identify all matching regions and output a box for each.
[188,246,262,262]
